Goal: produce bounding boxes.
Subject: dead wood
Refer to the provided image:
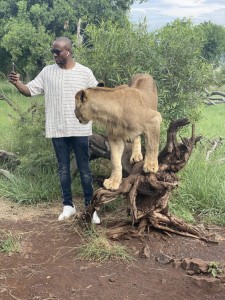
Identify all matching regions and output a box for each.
[82,119,213,241]
[0,91,21,112]
[205,90,225,97]
[204,89,225,105]
[0,150,17,160]
[0,150,19,169]
[206,138,223,160]
[0,168,13,179]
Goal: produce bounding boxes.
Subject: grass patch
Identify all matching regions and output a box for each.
[0,169,60,204]
[208,261,223,278]
[0,230,21,254]
[196,104,225,139]
[0,79,44,150]
[169,104,225,225]
[170,119,225,225]
[76,227,132,262]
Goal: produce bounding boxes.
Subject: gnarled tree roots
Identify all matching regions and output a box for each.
[84,119,210,241]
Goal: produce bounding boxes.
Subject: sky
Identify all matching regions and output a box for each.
[130,0,225,30]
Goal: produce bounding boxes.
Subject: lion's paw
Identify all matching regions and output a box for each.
[130,152,143,164]
[103,178,121,190]
[143,161,159,173]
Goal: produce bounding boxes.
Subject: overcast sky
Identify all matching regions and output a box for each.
[130,0,225,30]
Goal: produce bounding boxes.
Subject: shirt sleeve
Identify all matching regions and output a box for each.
[86,70,98,88]
[26,70,44,96]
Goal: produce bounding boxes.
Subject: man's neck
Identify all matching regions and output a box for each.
[59,60,76,70]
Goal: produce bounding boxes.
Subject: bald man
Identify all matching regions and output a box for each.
[8,37,100,224]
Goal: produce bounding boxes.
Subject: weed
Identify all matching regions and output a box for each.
[0,231,21,254]
[76,226,132,262]
[208,261,222,277]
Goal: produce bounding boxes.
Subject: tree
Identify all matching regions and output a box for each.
[0,0,146,76]
[76,19,213,122]
[76,20,154,86]
[151,19,214,121]
[196,21,225,65]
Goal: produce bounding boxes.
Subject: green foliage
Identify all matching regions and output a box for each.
[76,20,154,86]
[153,19,213,121]
[214,64,225,86]
[0,0,53,77]
[0,0,145,75]
[11,101,56,169]
[1,18,52,79]
[196,21,225,65]
[0,85,19,150]
[77,18,213,121]
[0,80,55,170]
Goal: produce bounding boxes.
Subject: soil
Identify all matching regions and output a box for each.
[0,198,225,300]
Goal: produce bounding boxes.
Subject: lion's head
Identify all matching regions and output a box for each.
[75,90,92,124]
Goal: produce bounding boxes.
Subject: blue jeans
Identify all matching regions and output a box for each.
[52,136,93,207]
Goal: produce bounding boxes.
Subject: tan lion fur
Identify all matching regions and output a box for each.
[75,74,162,190]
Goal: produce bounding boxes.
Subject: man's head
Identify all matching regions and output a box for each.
[51,37,73,68]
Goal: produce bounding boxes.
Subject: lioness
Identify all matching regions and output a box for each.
[75,74,162,190]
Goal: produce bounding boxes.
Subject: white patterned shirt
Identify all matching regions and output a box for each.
[26,63,98,138]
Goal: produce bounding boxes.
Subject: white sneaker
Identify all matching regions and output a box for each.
[58,205,76,221]
[92,211,101,225]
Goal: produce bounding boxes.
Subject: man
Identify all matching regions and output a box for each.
[8,37,100,224]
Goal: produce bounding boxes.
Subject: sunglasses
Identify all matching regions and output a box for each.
[50,48,63,55]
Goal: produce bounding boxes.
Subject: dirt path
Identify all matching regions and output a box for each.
[0,198,225,300]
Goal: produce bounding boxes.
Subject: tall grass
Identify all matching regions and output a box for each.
[196,104,225,138]
[1,81,20,150]
[0,80,61,203]
[0,169,61,204]
[170,104,225,225]
[0,79,43,150]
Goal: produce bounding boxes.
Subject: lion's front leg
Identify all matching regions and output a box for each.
[103,137,124,190]
[130,136,143,163]
[143,115,161,173]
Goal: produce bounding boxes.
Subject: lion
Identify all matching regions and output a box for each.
[75,74,162,190]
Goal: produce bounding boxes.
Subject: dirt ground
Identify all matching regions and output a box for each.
[0,198,225,300]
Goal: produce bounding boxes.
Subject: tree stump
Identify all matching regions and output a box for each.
[85,119,209,241]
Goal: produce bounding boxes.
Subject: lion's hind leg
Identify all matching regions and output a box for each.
[103,137,124,190]
[130,136,143,163]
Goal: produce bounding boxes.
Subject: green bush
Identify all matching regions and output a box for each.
[76,19,213,122]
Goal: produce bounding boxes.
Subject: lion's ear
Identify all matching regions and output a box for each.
[75,90,87,103]
[80,90,86,102]
[76,90,86,103]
